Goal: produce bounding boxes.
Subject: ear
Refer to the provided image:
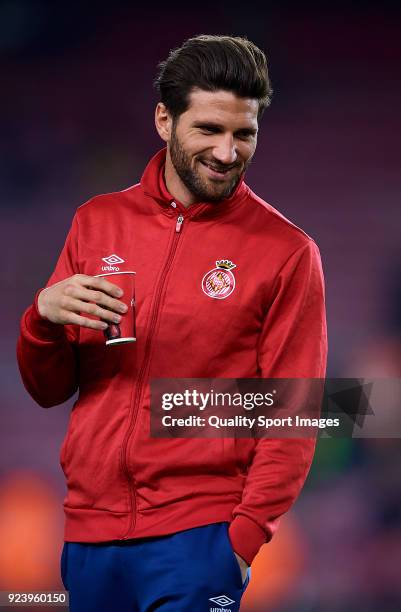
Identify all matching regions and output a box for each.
[155,102,173,142]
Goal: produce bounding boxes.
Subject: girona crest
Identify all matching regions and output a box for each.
[201,260,236,300]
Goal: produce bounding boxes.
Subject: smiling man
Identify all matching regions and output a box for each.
[17,35,327,611]
[161,88,258,204]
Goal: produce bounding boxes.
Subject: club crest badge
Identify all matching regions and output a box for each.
[202,260,236,300]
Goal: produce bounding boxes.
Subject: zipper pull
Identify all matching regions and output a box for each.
[175,214,184,233]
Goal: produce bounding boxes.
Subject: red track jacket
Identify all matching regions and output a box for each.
[17,148,327,565]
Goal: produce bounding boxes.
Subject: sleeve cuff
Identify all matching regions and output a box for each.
[24,288,66,340]
[228,515,267,566]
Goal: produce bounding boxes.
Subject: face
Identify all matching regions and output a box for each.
[159,89,259,203]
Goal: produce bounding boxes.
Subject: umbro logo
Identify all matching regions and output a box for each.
[102,254,125,265]
[209,594,235,611]
[101,254,125,272]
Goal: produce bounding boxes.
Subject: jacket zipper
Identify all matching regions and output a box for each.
[175,214,184,232]
[120,209,184,538]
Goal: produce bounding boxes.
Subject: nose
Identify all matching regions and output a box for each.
[212,134,237,166]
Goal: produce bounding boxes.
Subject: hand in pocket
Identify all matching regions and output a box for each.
[234,551,249,585]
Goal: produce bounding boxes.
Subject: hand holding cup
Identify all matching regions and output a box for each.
[37,274,128,331]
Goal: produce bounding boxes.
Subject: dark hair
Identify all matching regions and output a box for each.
[154,34,273,122]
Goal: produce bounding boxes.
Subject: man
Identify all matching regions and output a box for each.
[17,35,327,611]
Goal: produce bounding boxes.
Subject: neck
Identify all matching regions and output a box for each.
[164,147,197,208]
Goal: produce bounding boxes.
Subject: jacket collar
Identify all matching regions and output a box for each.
[140,148,248,218]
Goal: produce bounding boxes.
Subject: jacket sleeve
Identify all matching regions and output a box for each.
[229,239,328,565]
[16,214,81,408]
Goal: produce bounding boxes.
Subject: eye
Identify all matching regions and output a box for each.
[236,132,255,141]
[200,127,218,135]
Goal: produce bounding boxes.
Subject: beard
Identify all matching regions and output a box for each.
[169,123,251,203]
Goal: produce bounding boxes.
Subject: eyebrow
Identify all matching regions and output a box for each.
[192,121,257,136]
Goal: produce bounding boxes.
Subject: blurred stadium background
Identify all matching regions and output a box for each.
[1,1,401,610]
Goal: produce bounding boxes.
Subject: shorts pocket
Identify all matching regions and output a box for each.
[222,523,248,590]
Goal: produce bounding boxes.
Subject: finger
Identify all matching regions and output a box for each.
[64,297,123,324]
[65,285,128,314]
[76,274,124,297]
[62,310,109,331]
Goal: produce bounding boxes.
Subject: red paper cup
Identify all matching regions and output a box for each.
[94,271,136,346]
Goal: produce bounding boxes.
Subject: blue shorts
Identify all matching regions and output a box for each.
[61,522,251,611]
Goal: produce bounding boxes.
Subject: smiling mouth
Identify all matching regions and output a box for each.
[199,160,236,177]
